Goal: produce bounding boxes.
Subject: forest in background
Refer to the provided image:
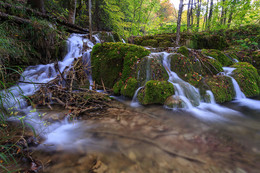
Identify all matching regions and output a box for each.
[3,0,260,37]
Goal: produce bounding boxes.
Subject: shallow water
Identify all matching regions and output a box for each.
[30,98,260,173]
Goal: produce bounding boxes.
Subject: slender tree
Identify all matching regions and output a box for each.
[176,0,184,46]
[208,0,213,29]
[187,0,191,31]
[68,0,77,24]
[196,0,201,30]
[89,0,92,41]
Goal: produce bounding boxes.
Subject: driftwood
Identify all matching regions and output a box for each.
[28,57,110,116]
[0,2,88,33]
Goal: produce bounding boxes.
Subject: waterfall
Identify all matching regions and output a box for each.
[130,87,143,107]
[222,67,246,99]
[161,52,201,107]
[206,90,216,104]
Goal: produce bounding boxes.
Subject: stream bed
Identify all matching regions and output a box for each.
[28,98,260,173]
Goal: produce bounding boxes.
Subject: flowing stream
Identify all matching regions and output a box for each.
[2,34,260,172]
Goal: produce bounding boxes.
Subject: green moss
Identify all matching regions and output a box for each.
[158,41,172,47]
[191,34,228,50]
[169,53,203,86]
[137,80,175,105]
[251,50,260,74]
[231,62,260,97]
[141,39,158,47]
[177,46,190,57]
[202,49,233,66]
[91,42,150,88]
[203,76,235,103]
[113,80,124,95]
[121,78,138,98]
[136,56,169,86]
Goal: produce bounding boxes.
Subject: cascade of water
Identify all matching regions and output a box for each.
[206,90,216,104]
[130,87,143,107]
[222,67,246,99]
[161,52,201,107]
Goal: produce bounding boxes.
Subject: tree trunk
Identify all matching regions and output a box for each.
[191,0,194,27]
[27,0,45,13]
[227,0,236,28]
[187,0,191,31]
[208,0,213,29]
[89,0,92,41]
[203,0,209,30]
[68,0,77,24]
[176,0,184,46]
[196,0,201,31]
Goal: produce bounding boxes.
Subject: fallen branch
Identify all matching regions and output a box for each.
[0,1,88,33]
[89,130,206,164]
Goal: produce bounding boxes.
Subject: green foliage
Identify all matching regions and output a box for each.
[137,80,174,105]
[91,42,150,88]
[231,62,260,97]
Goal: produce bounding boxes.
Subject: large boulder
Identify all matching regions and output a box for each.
[202,49,233,67]
[91,42,150,88]
[168,46,223,86]
[231,62,260,97]
[136,54,169,86]
[137,80,175,105]
[199,75,235,103]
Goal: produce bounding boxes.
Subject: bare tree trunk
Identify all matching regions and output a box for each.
[196,0,201,31]
[191,0,194,27]
[227,0,236,28]
[89,0,92,41]
[187,0,191,31]
[203,0,209,30]
[27,0,45,13]
[176,0,184,46]
[68,0,77,24]
[208,0,213,29]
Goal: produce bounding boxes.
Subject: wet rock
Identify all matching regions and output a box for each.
[164,96,185,109]
[137,80,175,105]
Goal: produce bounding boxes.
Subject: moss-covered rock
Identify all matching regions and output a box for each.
[190,34,228,50]
[121,78,138,98]
[91,42,150,88]
[199,76,235,103]
[177,46,190,57]
[231,62,260,97]
[251,50,260,74]
[137,80,174,105]
[113,80,124,95]
[136,55,169,86]
[202,49,233,66]
[141,39,158,47]
[158,41,172,47]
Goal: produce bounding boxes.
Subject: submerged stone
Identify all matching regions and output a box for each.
[137,80,174,105]
[164,96,185,108]
[231,62,260,97]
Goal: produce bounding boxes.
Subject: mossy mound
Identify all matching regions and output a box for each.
[190,34,228,50]
[94,31,121,42]
[136,55,169,86]
[137,80,175,105]
[113,80,124,95]
[91,42,150,88]
[120,78,138,98]
[168,47,223,86]
[202,49,233,66]
[141,39,158,47]
[158,41,172,47]
[231,62,260,97]
[251,50,260,74]
[200,76,235,103]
